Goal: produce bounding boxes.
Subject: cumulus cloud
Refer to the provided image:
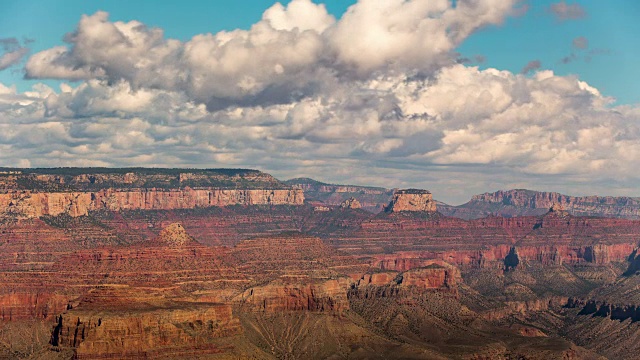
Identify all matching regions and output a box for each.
[4,60,640,202]
[0,38,29,70]
[25,0,518,110]
[549,1,586,21]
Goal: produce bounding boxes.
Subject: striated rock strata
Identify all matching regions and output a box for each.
[0,188,304,218]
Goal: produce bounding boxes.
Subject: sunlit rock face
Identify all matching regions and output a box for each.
[0,170,305,218]
[385,189,437,213]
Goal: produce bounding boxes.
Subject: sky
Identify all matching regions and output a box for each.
[0,0,639,204]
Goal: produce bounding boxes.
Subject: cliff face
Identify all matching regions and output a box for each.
[51,303,242,359]
[441,189,640,220]
[385,189,437,212]
[0,188,304,218]
[240,278,351,313]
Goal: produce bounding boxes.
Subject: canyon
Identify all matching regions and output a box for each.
[0,168,639,359]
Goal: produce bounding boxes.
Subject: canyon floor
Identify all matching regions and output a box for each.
[1,169,640,359]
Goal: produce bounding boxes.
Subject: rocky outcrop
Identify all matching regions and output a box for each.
[240,277,351,313]
[384,189,437,213]
[399,265,458,290]
[0,188,304,218]
[357,272,398,286]
[352,262,460,300]
[0,293,71,321]
[340,197,362,209]
[567,298,640,322]
[482,297,569,321]
[51,303,241,358]
[441,189,640,220]
[156,223,195,247]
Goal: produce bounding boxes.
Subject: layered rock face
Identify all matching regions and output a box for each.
[384,189,437,212]
[334,207,640,271]
[0,188,304,218]
[400,265,459,290]
[0,169,304,219]
[52,301,241,359]
[240,278,351,313]
[440,188,640,219]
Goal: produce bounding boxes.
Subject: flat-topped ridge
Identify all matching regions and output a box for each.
[0,167,288,191]
[385,189,436,213]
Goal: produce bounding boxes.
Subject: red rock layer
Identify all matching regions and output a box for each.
[335,211,640,269]
[239,277,352,313]
[51,297,241,359]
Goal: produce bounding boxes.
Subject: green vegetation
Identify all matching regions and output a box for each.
[0,167,290,191]
[0,167,262,177]
[41,213,111,230]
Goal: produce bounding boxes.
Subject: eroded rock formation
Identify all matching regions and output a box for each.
[0,188,304,218]
[384,189,437,212]
[340,197,362,209]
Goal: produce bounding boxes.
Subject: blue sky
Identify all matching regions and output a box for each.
[0,1,639,203]
[2,0,638,104]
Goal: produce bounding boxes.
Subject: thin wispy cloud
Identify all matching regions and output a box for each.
[521,60,542,74]
[0,38,29,71]
[549,1,587,21]
[572,36,589,50]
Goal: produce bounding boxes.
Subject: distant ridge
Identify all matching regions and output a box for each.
[285,177,395,213]
[438,189,640,220]
[0,167,287,190]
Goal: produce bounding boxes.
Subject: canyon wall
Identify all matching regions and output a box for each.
[0,188,304,218]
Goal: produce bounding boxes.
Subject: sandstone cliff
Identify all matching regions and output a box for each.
[0,188,304,218]
[384,189,437,212]
[239,277,352,313]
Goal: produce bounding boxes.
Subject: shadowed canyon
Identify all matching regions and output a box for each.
[2,169,640,359]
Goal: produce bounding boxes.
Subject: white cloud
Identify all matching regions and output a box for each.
[0,37,30,71]
[0,47,29,70]
[25,0,518,109]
